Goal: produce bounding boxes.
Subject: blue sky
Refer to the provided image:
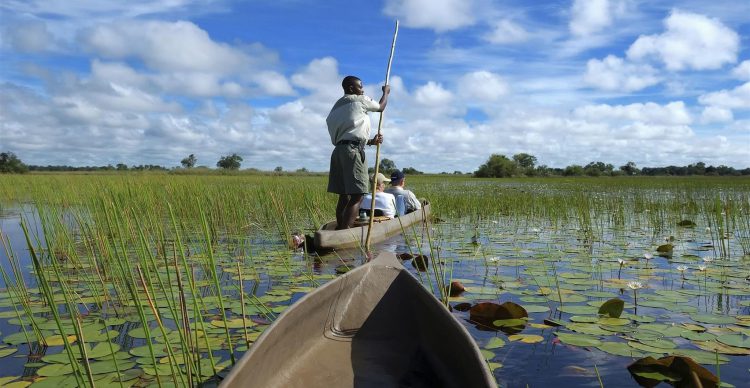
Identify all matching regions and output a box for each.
[1,0,748,172]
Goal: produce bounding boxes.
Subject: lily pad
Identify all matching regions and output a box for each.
[37,363,74,377]
[627,355,718,388]
[485,337,506,349]
[693,340,750,355]
[627,341,669,354]
[598,298,624,318]
[508,334,544,344]
[0,347,18,358]
[690,314,736,325]
[597,341,644,357]
[522,305,550,313]
[210,318,256,329]
[557,305,598,315]
[656,244,674,253]
[717,334,750,349]
[556,332,602,347]
[680,331,716,341]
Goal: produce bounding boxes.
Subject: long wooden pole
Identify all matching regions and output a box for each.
[365,20,399,251]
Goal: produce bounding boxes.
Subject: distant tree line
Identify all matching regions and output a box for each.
[367,158,424,175]
[474,153,750,178]
[25,164,169,172]
[3,150,747,176]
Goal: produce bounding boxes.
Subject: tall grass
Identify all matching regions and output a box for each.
[0,172,748,385]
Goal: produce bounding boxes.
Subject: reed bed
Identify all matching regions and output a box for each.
[0,173,748,386]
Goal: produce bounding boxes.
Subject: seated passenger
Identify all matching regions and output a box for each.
[361,173,397,218]
[384,169,421,214]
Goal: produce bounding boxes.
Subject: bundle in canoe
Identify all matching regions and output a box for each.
[314,201,431,250]
[220,252,496,388]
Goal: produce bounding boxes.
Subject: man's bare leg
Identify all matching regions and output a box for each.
[335,194,349,229]
[336,194,363,230]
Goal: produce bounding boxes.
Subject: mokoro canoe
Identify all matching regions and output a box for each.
[314,201,431,250]
[220,252,496,388]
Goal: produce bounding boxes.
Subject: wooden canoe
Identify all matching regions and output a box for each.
[220,252,496,388]
[314,201,431,250]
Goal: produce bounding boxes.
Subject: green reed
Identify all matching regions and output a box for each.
[0,172,749,386]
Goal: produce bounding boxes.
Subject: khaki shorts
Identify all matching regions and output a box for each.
[328,143,369,195]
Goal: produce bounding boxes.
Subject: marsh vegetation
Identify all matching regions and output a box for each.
[0,174,748,387]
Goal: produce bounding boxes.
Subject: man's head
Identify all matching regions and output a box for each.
[342,76,364,95]
[390,169,405,186]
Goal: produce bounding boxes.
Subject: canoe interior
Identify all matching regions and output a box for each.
[220,252,495,388]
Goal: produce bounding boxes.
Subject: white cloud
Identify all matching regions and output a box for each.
[383,0,474,32]
[3,20,54,52]
[732,61,750,81]
[483,19,528,44]
[1,1,216,20]
[252,71,295,96]
[569,0,612,36]
[79,22,293,98]
[627,10,739,71]
[457,71,509,101]
[80,20,250,73]
[698,82,750,110]
[90,60,148,88]
[290,57,339,92]
[573,101,692,126]
[584,55,661,92]
[701,106,733,123]
[413,81,453,106]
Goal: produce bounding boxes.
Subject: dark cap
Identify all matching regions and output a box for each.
[390,169,405,181]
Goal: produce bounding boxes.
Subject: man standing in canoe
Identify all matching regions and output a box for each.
[327,76,390,229]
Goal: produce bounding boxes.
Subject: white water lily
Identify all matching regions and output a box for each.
[705,227,711,233]
[702,256,714,263]
[643,253,653,260]
[627,281,643,290]
[628,281,643,313]
[617,259,626,279]
[676,265,688,272]
[697,265,707,271]
[488,257,500,262]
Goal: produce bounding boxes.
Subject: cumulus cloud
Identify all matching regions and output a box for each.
[573,101,692,126]
[80,20,249,73]
[413,81,453,106]
[383,0,474,32]
[627,10,739,71]
[569,0,612,36]
[698,82,750,110]
[457,71,509,101]
[584,55,661,92]
[701,106,733,124]
[290,57,340,93]
[483,19,528,44]
[732,61,750,81]
[77,21,293,98]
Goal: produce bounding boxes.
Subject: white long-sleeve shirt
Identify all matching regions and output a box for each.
[361,192,397,217]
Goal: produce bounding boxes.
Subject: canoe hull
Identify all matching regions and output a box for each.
[314,202,431,250]
[220,252,496,388]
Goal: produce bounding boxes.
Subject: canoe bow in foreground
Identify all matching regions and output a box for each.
[220,252,496,388]
[314,202,431,251]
